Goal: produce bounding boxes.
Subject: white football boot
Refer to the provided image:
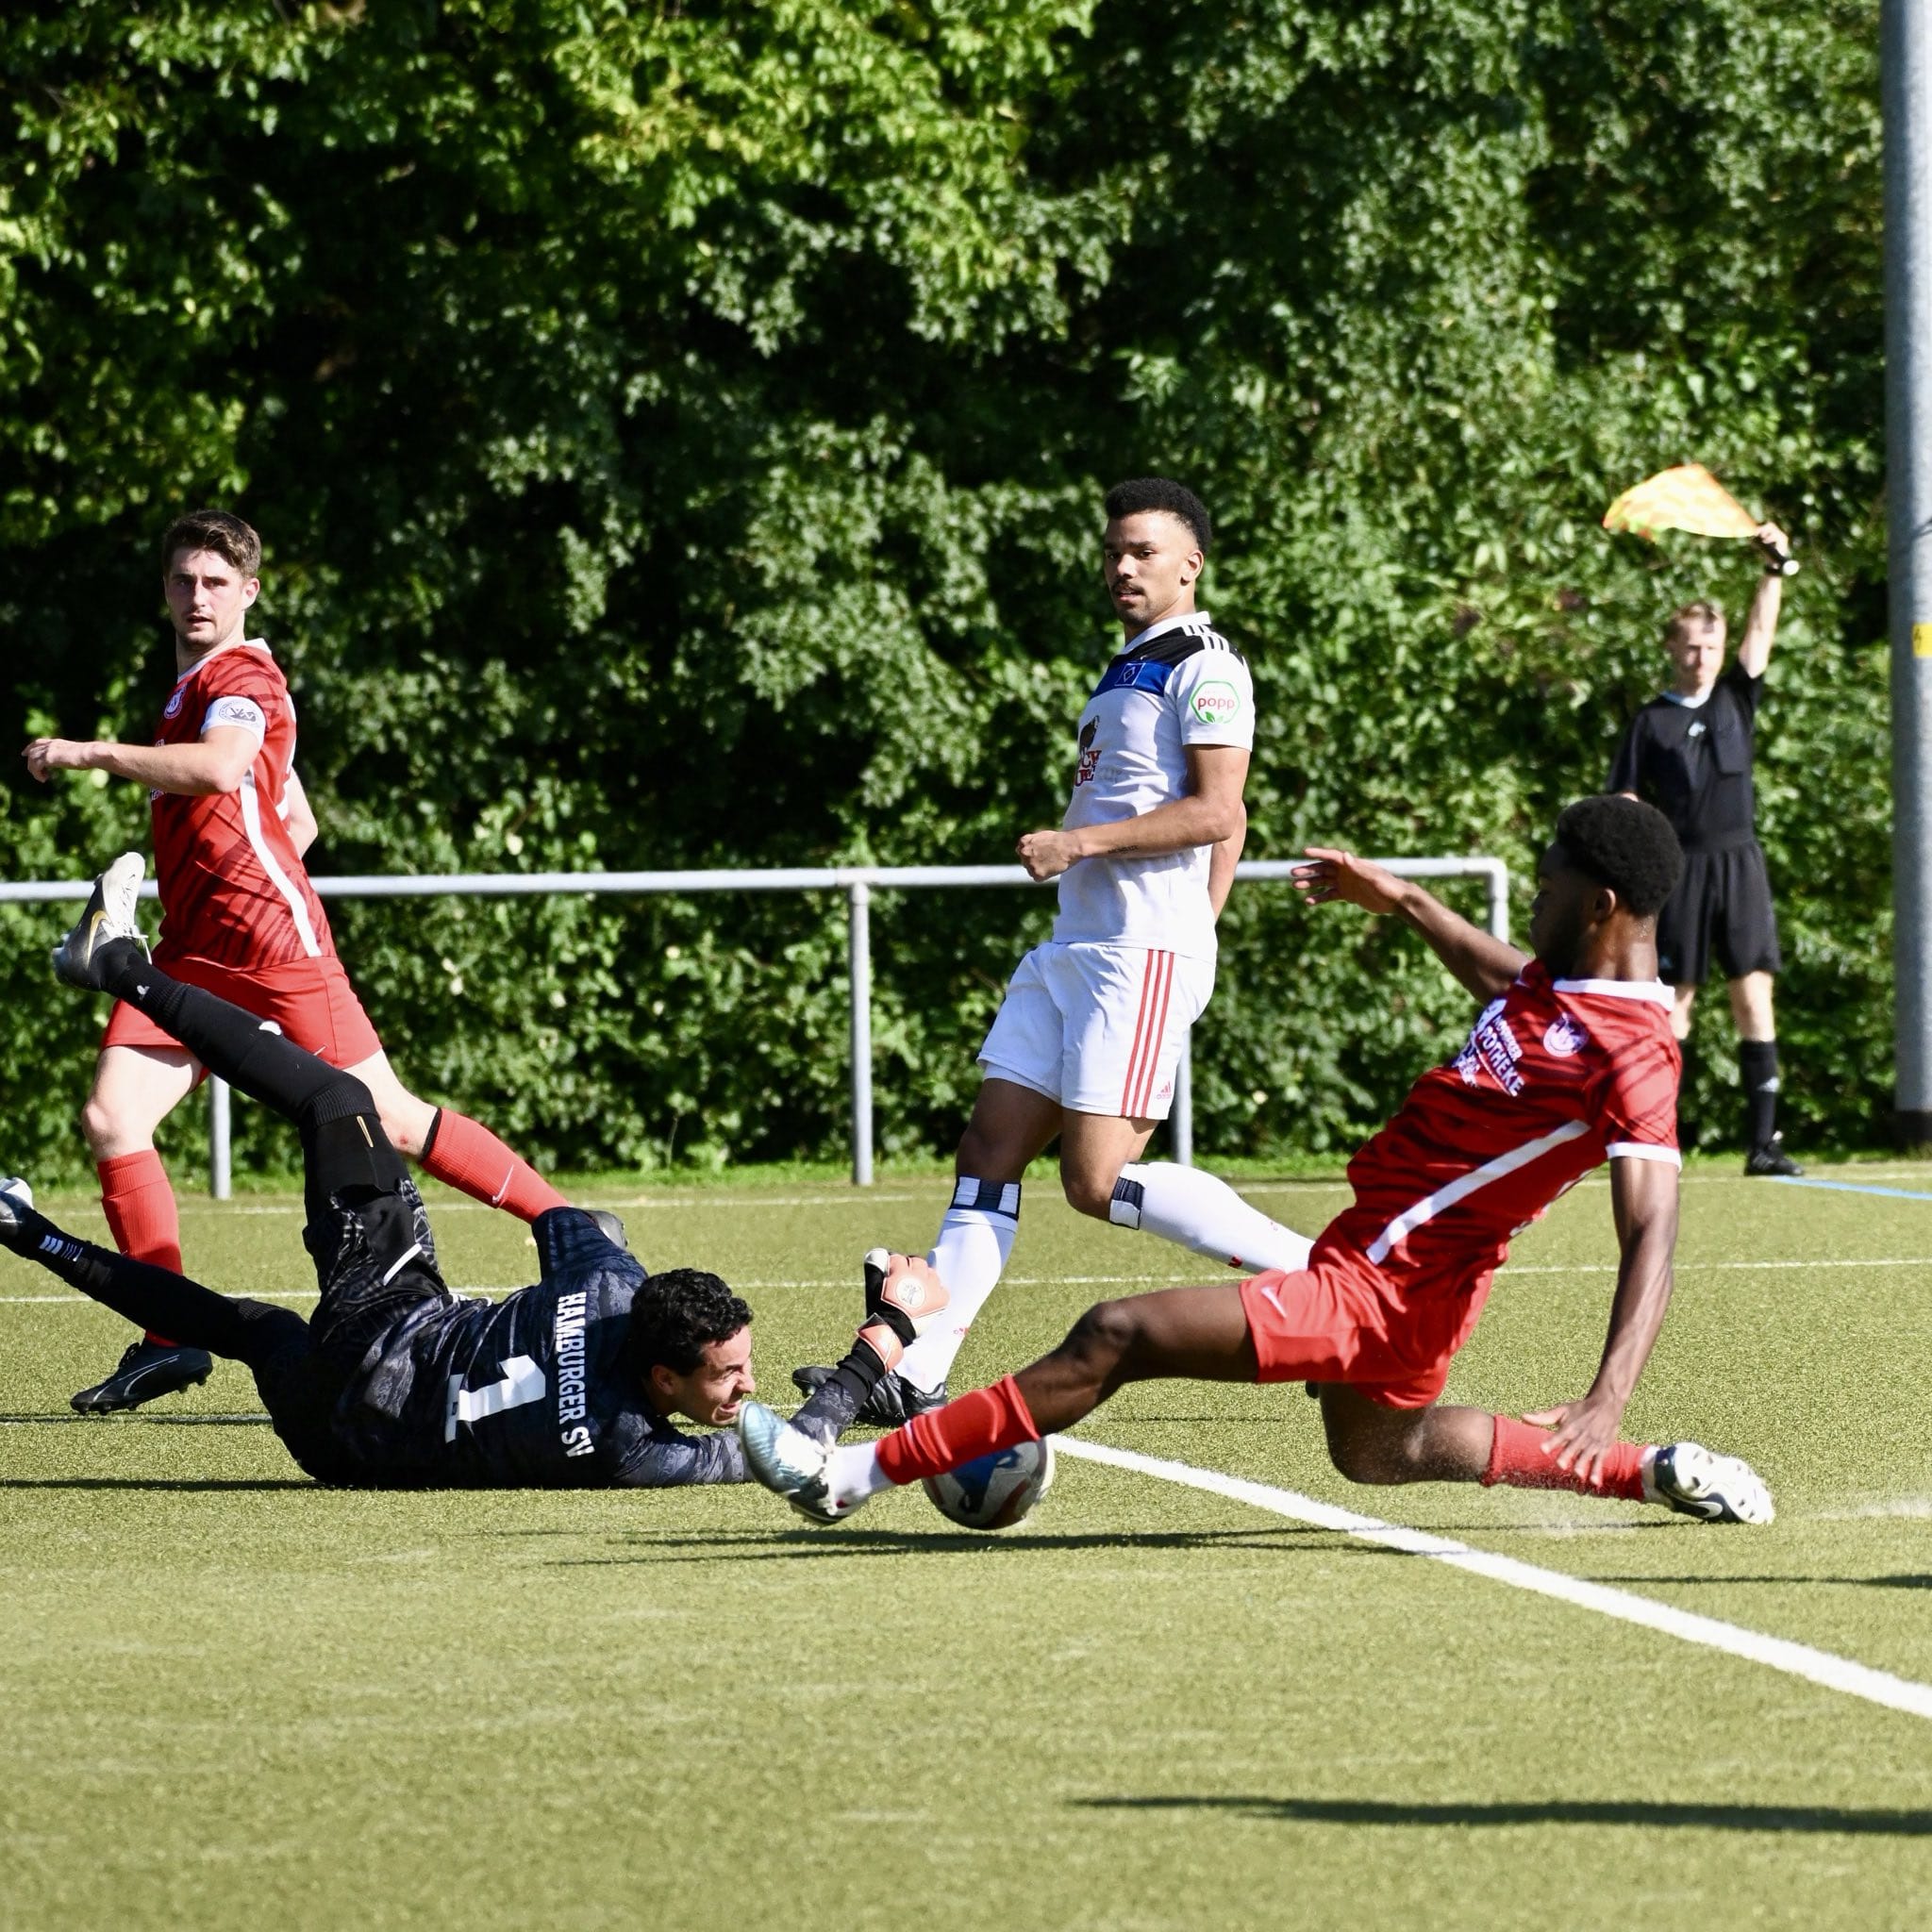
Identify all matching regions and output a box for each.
[738,1401,874,1525]
[51,852,149,991]
[0,1177,35,1241]
[1647,1442,1774,1524]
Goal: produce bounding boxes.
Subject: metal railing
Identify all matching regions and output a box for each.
[2,857,1509,1194]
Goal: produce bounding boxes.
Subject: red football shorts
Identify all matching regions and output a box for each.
[1238,1241,1494,1409]
[101,952,383,1073]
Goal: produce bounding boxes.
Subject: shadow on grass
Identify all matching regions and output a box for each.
[1074,1795,1932,1835]
[0,1412,271,1425]
[546,1525,1333,1563]
[0,1475,313,1491]
[1395,1518,1686,1537]
[1584,1573,1932,1590]
[540,1524,1703,1565]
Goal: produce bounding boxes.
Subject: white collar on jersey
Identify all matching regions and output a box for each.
[1551,975,1674,1007]
[173,637,273,685]
[1120,610,1212,654]
[1660,685,1715,709]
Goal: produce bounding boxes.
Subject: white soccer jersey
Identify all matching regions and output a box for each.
[1052,610,1256,960]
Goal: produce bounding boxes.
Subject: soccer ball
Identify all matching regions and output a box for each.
[921,1438,1055,1532]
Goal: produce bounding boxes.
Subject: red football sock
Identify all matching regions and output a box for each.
[99,1150,183,1346]
[1482,1413,1648,1502]
[420,1108,567,1222]
[875,1375,1041,1488]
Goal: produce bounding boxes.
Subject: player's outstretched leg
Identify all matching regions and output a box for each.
[1103,1160,1313,1274]
[0,1177,303,1376]
[837,1118,1314,1428]
[742,1282,1251,1523]
[0,1177,204,1409]
[1315,1389,1773,1525]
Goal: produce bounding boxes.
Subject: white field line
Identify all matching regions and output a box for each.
[60,1170,1928,1220]
[7,1403,1932,1726]
[1057,1438,1932,1724]
[1504,1256,1932,1276]
[6,1255,1932,1308]
[172,1194,954,1216]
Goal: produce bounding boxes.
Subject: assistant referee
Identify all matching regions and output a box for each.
[1608,520,1800,1176]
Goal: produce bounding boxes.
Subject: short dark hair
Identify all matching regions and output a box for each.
[160,508,261,578]
[1553,795,1684,918]
[624,1268,752,1378]
[1664,599,1724,646]
[1104,477,1211,554]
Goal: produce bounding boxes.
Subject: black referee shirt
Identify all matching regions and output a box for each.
[1607,661,1763,850]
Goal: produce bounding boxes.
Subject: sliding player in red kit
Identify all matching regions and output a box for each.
[23,508,568,1412]
[739,795,1773,1526]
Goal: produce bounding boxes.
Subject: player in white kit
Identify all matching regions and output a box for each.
[796,478,1312,1423]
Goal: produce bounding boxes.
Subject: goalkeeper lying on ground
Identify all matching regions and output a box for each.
[2,854,945,1489]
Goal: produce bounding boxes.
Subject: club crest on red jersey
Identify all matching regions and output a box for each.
[1543,1015,1590,1058]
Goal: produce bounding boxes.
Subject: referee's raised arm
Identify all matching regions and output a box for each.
[1735,521,1790,679]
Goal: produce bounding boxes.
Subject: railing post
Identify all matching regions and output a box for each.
[848,881,874,1188]
[209,1075,232,1201]
[1172,1035,1194,1166]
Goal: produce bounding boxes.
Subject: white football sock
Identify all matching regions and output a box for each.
[894,1176,1022,1394]
[828,1440,892,1507]
[1109,1161,1313,1273]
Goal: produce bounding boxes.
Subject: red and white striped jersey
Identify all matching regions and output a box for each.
[1330,960,1680,1279]
[147,641,336,971]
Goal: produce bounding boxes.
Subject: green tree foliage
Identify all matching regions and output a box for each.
[0,1,1886,1180]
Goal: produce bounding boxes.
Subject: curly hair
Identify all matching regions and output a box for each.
[623,1269,752,1377]
[1555,795,1685,918]
[160,508,261,579]
[1104,476,1211,554]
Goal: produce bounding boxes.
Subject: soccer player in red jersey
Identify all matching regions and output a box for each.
[739,795,1774,1525]
[23,509,569,1412]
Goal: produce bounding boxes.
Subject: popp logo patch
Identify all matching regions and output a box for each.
[1190,680,1242,727]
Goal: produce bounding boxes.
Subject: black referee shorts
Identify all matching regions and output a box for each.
[1656,840,1782,988]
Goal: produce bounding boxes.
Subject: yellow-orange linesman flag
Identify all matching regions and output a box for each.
[1602,463,1797,574]
[1602,463,1759,541]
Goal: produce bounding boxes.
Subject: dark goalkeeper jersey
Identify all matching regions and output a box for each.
[318,1209,746,1490]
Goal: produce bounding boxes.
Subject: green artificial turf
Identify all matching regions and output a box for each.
[7,1164,1932,1930]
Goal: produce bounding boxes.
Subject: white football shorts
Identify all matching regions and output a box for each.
[976,941,1214,1122]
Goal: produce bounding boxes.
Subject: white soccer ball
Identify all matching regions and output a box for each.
[921,1438,1055,1532]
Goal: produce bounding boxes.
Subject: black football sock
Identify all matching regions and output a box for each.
[792,1333,892,1445]
[2,1201,286,1362]
[1671,1036,1696,1146]
[1740,1039,1781,1149]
